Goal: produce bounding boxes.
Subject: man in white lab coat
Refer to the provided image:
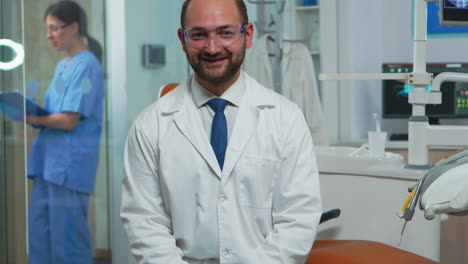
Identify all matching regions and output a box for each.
[120,0,322,263]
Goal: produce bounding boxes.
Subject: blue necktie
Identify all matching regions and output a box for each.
[207,98,228,170]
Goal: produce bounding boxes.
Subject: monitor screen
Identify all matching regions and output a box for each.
[440,0,468,26]
[382,63,468,119]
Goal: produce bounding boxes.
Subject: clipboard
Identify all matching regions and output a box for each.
[0,91,49,116]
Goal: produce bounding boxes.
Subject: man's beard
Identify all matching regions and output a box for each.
[187,42,246,84]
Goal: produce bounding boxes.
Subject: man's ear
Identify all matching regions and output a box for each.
[178,28,187,52]
[244,23,254,49]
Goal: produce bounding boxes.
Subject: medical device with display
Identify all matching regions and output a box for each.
[439,0,468,26]
[382,63,468,122]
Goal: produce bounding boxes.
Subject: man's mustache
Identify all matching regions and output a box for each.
[198,52,231,60]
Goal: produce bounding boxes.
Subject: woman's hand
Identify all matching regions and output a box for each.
[25,115,35,123]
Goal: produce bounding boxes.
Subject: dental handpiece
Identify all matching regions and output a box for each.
[398,178,424,246]
[403,178,424,221]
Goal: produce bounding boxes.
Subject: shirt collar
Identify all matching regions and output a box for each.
[191,72,246,108]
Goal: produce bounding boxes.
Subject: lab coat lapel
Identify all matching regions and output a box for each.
[221,99,259,185]
[171,89,222,179]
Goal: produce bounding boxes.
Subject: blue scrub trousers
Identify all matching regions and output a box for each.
[28,175,92,264]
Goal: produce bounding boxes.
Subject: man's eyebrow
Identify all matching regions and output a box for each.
[187,26,206,31]
[187,25,234,31]
[215,25,232,30]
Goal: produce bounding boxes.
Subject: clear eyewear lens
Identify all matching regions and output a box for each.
[184,24,246,49]
[47,23,72,33]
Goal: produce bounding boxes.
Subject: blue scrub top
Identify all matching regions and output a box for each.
[28,50,104,194]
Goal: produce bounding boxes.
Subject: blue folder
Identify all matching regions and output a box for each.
[0,91,49,117]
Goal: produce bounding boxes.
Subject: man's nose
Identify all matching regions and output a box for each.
[204,36,223,53]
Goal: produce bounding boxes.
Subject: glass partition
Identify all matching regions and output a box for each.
[1,0,28,262]
[1,1,6,261]
[1,0,7,260]
[2,0,197,262]
[1,0,110,263]
[23,0,111,263]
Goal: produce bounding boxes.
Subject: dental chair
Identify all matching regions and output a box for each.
[308,147,468,263]
[158,83,179,98]
[306,239,437,264]
[305,209,437,264]
[158,83,438,264]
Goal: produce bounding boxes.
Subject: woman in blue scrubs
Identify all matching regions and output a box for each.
[25,1,104,263]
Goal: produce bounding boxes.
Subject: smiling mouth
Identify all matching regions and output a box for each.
[203,57,226,62]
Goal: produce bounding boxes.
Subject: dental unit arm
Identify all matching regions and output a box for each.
[408,72,468,167]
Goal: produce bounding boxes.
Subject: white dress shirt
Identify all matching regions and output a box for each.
[190,73,246,141]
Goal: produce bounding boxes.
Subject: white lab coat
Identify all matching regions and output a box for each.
[121,72,322,264]
[243,35,329,146]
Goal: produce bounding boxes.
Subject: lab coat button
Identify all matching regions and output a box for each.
[218,194,227,204]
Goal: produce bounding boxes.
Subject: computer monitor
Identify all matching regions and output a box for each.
[382,63,468,124]
[440,0,468,26]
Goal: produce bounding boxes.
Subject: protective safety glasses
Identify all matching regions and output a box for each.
[46,22,72,33]
[182,24,247,50]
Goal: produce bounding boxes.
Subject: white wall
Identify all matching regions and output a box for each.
[124,0,188,125]
[106,0,129,263]
[337,0,468,142]
[337,0,384,142]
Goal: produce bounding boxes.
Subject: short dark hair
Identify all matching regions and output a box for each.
[180,0,249,29]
